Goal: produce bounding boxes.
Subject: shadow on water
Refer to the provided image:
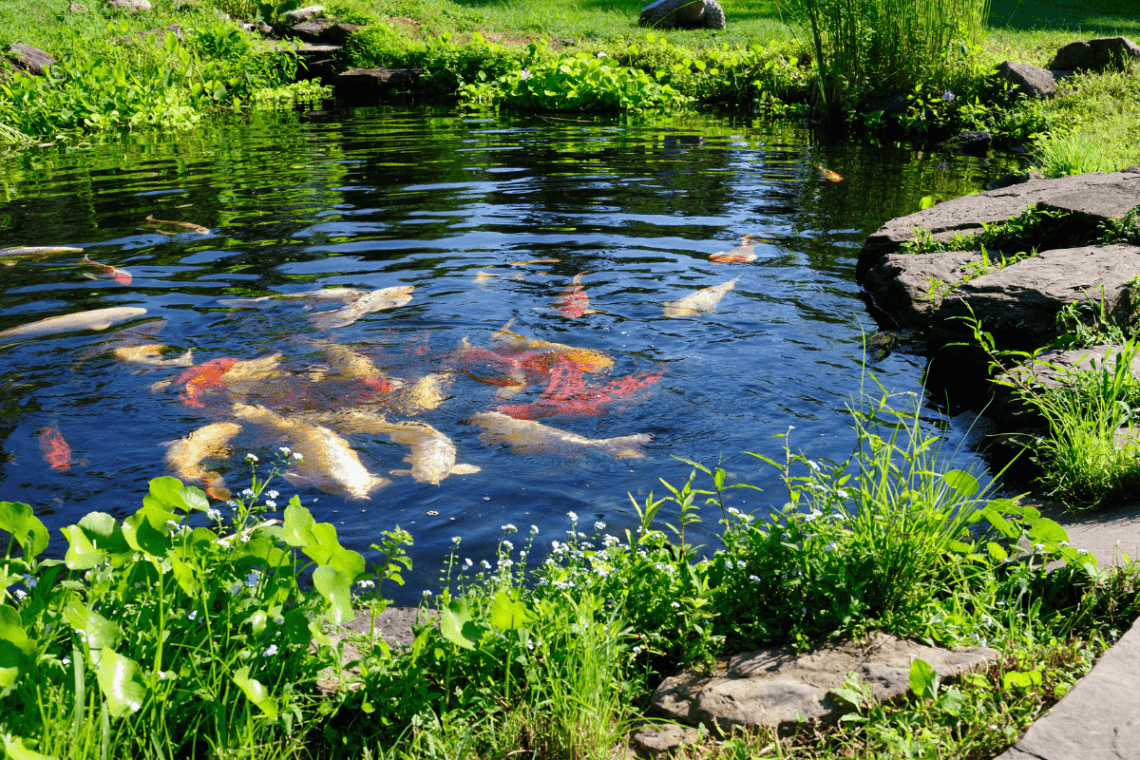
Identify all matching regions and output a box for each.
[0,106,1025,603]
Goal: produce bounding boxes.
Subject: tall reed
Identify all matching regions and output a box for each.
[776,0,991,113]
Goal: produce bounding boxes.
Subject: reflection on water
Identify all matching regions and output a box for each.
[0,107,1023,602]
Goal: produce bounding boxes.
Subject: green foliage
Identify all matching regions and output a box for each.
[0,452,411,757]
[1100,207,1140,247]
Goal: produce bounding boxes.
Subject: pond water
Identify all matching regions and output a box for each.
[0,107,1023,603]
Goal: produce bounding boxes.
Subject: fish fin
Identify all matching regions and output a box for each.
[451,464,481,475]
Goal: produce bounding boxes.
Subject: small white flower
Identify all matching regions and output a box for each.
[632,646,643,653]
[567,511,578,522]
[803,510,822,523]
[262,644,279,657]
[824,541,837,552]
[1034,543,1046,552]
[464,558,473,567]
[293,452,304,460]
[245,453,259,462]
[188,610,199,621]
[481,560,491,569]
[422,589,432,596]
[503,540,514,551]
[278,446,291,455]
[241,488,254,497]
[502,524,517,532]
[206,508,222,521]
[596,51,607,58]
[268,490,279,499]
[595,521,606,531]
[530,525,539,534]
[166,520,180,529]
[264,499,277,508]
[358,579,376,588]
[452,536,461,544]
[671,601,680,608]
[519,68,532,80]
[750,575,761,582]
[62,656,71,666]
[22,574,37,588]
[806,459,820,471]
[728,507,740,515]
[14,589,26,601]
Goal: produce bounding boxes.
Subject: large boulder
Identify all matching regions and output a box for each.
[995,61,1071,99]
[639,0,726,30]
[858,167,1140,279]
[1050,36,1140,73]
[928,243,1140,354]
[335,67,421,102]
[108,0,152,12]
[7,43,56,77]
[863,250,986,329]
[288,19,361,45]
[650,632,998,734]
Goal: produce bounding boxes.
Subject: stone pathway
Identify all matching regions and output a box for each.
[995,496,1140,760]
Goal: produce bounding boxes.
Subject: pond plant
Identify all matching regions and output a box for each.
[0,383,1134,759]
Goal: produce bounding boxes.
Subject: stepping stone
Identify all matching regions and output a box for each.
[995,61,1072,99]
[335,67,422,102]
[1050,36,1140,73]
[650,632,999,734]
[863,249,986,329]
[858,168,1140,279]
[8,43,57,76]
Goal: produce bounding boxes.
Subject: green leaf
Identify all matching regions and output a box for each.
[302,523,364,581]
[0,501,49,558]
[942,470,979,496]
[439,599,477,650]
[61,525,106,571]
[1027,518,1068,546]
[829,686,865,709]
[2,734,59,760]
[281,498,315,547]
[488,590,535,631]
[96,650,145,718]
[312,565,354,625]
[986,541,1009,561]
[178,486,209,512]
[233,665,279,718]
[143,476,188,512]
[63,601,121,651]
[909,658,938,699]
[122,504,176,557]
[169,555,198,596]
[0,605,34,675]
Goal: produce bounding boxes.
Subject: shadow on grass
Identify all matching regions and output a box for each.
[988,0,1140,36]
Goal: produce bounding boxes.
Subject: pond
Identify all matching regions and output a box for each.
[0,106,1023,603]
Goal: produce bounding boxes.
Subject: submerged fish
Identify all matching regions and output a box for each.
[492,322,614,371]
[663,278,738,318]
[0,246,84,263]
[316,341,403,385]
[162,421,242,500]
[309,286,415,329]
[817,164,843,182]
[555,272,599,318]
[113,343,195,368]
[38,424,72,471]
[710,244,757,264]
[82,255,132,285]
[390,373,454,415]
[144,214,210,234]
[0,307,147,340]
[232,403,390,499]
[509,259,560,266]
[175,358,239,407]
[468,411,651,459]
[217,287,373,309]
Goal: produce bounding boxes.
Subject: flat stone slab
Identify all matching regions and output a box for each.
[858,168,1140,278]
[997,616,1140,760]
[1016,495,1140,569]
[651,632,999,733]
[335,67,421,102]
[863,249,985,329]
[8,43,57,76]
[1050,36,1140,73]
[629,723,702,758]
[929,243,1140,353]
[996,61,1071,98]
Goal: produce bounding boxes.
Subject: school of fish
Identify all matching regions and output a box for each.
[7,227,767,498]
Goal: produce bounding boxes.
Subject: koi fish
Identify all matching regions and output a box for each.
[0,246,84,264]
[113,343,195,367]
[498,367,663,420]
[144,214,210,234]
[390,373,454,416]
[309,286,415,329]
[510,259,560,266]
[663,278,738,318]
[817,164,843,182]
[317,341,405,386]
[175,357,239,407]
[162,421,242,500]
[468,411,651,459]
[217,287,373,309]
[38,424,72,471]
[710,244,757,264]
[81,255,132,285]
[0,307,148,340]
[492,322,614,371]
[555,273,599,318]
[232,404,390,499]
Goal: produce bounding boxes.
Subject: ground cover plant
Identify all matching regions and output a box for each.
[1,379,1135,759]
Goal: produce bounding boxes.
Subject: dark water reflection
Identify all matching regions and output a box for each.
[0,107,1023,603]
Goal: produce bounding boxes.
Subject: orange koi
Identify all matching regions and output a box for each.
[816,164,843,182]
[38,424,72,471]
[175,358,239,408]
[509,259,560,266]
[555,273,594,318]
[82,255,132,285]
[710,245,757,264]
[498,368,663,420]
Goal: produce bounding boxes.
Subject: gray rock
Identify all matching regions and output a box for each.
[7,43,56,77]
[996,617,1140,760]
[289,19,361,45]
[929,244,1140,353]
[137,24,183,43]
[858,169,1140,278]
[989,344,1140,428]
[651,633,999,733]
[296,42,341,81]
[108,0,151,11]
[639,0,726,30]
[863,250,986,329]
[335,66,421,101]
[285,4,324,22]
[988,170,1045,191]
[1050,36,1140,73]
[940,130,992,156]
[68,2,87,12]
[629,723,702,758]
[995,61,1071,98]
